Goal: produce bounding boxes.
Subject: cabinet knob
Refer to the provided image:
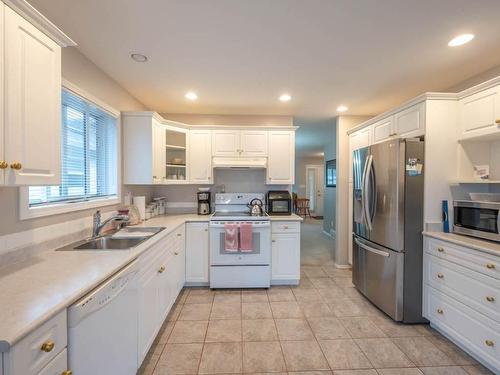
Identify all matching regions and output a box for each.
[177,233,182,237]
[284,226,289,229]
[437,273,444,279]
[10,162,22,170]
[486,296,495,302]
[486,263,496,269]
[41,340,55,352]
[158,266,166,273]
[174,251,179,255]
[272,239,276,243]
[437,247,444,253]
[495,119,500,124]
[0,161,8,169]
[437,309,444,314]
[61,371,73,375]
[485,339,495,347]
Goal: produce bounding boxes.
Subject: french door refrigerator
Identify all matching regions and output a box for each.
[352,137,425,323]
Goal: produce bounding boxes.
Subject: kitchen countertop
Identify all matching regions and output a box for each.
[0,212,303,352]
[423,231,500,257]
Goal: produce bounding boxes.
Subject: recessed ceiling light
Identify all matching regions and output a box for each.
[279,94,292,102]
[185,92,198,101]
[337,105,348,112]
[448,33,474,47]
[131,53,148,62]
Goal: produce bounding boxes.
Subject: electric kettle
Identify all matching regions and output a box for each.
[248,198,264,216]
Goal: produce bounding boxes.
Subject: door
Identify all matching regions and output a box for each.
[372,117,394,144]
[353,235,404,321]
[267,131,295,184]
[271,233,300,280]
[4,6,62,185]
[157,252,174,322]
[394,102,425,138]
[152,120,166,183]
[306,165,324,216]
[212,130,240,157]
[352,146,370,240]
[189,130,212,184]
[240,130,268,157]
[186,223,210,283]
[367,139,405,251]
[0,4,4,185]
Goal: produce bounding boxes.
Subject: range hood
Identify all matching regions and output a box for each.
[212,157,267,169]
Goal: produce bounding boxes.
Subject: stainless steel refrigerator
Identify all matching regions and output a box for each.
[352,137,425,323]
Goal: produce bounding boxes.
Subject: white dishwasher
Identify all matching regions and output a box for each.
[68,260,139,375]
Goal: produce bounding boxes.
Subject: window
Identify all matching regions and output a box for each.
[23,87,119,217]
[326,159,337,187]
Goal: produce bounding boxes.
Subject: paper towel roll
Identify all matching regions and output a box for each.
[133,196,146,221]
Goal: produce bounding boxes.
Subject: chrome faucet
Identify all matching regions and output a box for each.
[92,210,129,238]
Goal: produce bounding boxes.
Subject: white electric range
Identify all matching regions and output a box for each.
[209,193,271,288]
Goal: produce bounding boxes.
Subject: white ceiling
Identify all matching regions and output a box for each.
[29,0,500,117]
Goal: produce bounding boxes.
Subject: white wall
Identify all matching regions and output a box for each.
[0,48,147,236]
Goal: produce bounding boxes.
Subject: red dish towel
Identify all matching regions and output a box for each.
[224,223,239,252]
[239,223,253,252]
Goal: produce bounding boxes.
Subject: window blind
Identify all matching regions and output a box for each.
[28,89,118,207]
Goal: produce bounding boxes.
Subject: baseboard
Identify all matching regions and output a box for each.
[334,263,352,269]
[322,230,333,238]
[271,279,300,286]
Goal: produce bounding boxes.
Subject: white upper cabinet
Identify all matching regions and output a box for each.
[4,5,61,185]
[459,85,500,140]
[267,130,294,184]
[189,130,212,184]
[152,120,166,183]
[165,124,189,184]
[372,117,394,144]
[350,126,371,151]
[394,102,425,138]
[240,130,268,157]
[212,130,240,157]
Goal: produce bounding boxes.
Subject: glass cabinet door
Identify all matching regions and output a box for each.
[165,127,187,182]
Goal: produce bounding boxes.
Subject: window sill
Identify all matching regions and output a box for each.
[19,190,120,220]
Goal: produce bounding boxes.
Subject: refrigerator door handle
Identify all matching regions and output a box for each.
[355,238,389,257]
[363,155,374,231]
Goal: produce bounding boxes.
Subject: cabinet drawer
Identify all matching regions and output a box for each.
[6,310,67,375]
[272,222,300,233]
[426,238,500,280]
[425,286,500,373]
[37,348,68,375]
[424,254,500,322]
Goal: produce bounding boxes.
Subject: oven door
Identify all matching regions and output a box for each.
[210,221,271,265]
[453,201,500,241]
[270,200,291,214]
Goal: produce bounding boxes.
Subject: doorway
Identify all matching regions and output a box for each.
[305,164,324,218]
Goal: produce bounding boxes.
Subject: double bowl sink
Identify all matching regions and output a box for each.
[59,227,165,251]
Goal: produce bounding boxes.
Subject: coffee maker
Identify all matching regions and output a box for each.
[197,191,211,215]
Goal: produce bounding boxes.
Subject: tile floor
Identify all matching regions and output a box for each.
[138,266,493,375]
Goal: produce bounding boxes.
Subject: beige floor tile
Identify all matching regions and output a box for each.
[290,371,333,375]
[156,343,203,374]
[308,317,351,340]
[210,302,242,320]
[303,267,329,278]
[294,277,317,289]
[309,277,339,289]
[322,266,352,278]
[271,301,304,318]
[354,338,413,368]
[268,288,296,302]
[198,342,242,374]
[188,288,216,296]
[419,367,468,375]
[426,335,477,365]
[154,321,175,345]
[298,301,335,318]
[338,317,386,338]
[178,303,212,321]
[329,299,368,317]
[167,302,183,321]
[293,288,324,302]
[242,302,273,319]
[214,293,242,303]
[340,287,364,299]
[185,293,214,304]
[332,370,377,375]
[392,337,455,367]
[413,324,439,337]
[318,287,347,302]
[368,315,422,337]
[242,341,286,373]
[242,319,278,341]
[281,340,330,371]
[138,354,159,375]
[376,369,423,375]
[333,277,355,288]
[168,320,208,343]
[319,339,372,370]
[275,318,314,340]
[215,289,242,294]
[462,364,495,375]
[241,289,269,302]
[206,319,242,342]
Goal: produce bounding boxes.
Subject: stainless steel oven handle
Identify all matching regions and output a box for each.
[355,238,389,257]
[363,155,374,231]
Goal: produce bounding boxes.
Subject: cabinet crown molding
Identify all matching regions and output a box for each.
[3,0,76,47]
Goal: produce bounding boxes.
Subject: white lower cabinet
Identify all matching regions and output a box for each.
[185,222,209,285]
[37,349,68,375]
[423,236,500,374]
[271,222,300,285]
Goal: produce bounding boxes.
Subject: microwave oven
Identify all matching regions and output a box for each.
[267,191,291,215]
[453,200,500,242]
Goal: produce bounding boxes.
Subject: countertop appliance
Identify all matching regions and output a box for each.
[248,198,264,216]
[210,193,270,288]
[453,200,500,242]
[197,191,211,215]
[352,138,425,323]
[68,260,138,374]
[267,190,292,215]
